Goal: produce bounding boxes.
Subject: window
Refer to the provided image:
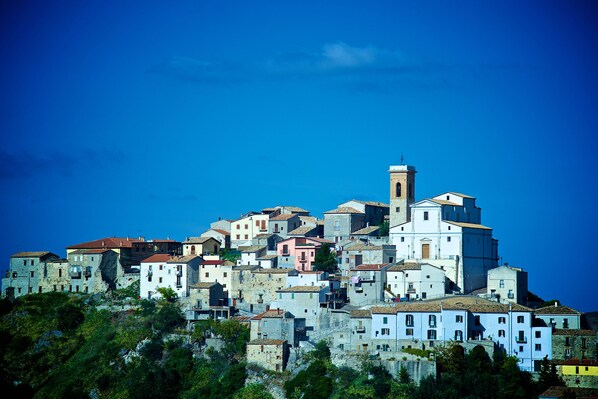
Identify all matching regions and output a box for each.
[23,260,27,266]
[474,315,481,326]
[519,346,524,352]
[456,315,463,323]
[428,330,437,339]
[499,279,505,288]
[582,338,587,349]
[396,182,402,197]
[563,318,569,329]
[159,265,163,270]
[499,330,505,337]
[381,328,390,335]
[423,211,429,221]
[406,314,414,326]
[396,207,400,212]
[334,220,340,231]
[454,330,463,341]
[244,235,248,239]
[565,337,570,346]
[406,328,413,336]
[429,315,437,327]
[30,271,34,277]
[498,317,506,324]
[535,344,542,351]
[401,237,405,242]
[236,234,240,239]
[517,315,524,323]
[38,287,42,293]
[383,317,388,325]
[447,236,451,242]
[535,331,541,338]
[223,272,227,278]
[159,277,162,283]
[256,220,260,226]
[518,331,525,342]
[244,224,248,229]
[205,272,209,278]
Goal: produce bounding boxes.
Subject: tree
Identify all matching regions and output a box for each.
[313,243,338,273]
[156,287,178,303]
[233,384,274,399]
[536,356,564,394]
[378,221,390,237]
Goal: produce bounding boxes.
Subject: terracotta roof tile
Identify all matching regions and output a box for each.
[535,304,581,315]
[324,207,364,214]
[67,237,140,249]
[350,309,372,318]
[270,213,297,221]
[351,263,389,271]
[553,329,595,336]
[352,226,380,235]
[276,285,325,293]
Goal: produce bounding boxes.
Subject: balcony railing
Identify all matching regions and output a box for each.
[355,327,366,333]
[516,337,527,343]
[70,271,81,279]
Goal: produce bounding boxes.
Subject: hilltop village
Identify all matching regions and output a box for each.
[3,164,597,390]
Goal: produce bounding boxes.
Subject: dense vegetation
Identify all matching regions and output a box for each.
[0,290,252,399]
[0,290,564,399]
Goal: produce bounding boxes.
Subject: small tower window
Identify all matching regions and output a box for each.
[396,182,402,197]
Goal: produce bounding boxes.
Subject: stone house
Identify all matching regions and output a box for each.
[38,258,71,293]
[268,213,301,239]
[347,264,391,306]
[338,242,397,276]
[67,249,123,293]
[2,251,60,298]
[534,303,582,330]
[67,237,141,269]
[231,267,297,314]
[251,233,283,251]
[323,206,366,243]
[246,339,289,372]
[339,200,389,227]
[486,265,528,305]
[552,329,597,360]
[185,282,230,321]
[250,309,306,347]
[182,237,220,256]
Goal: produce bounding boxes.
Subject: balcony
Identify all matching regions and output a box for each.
[407,288,416,294]
[516,337,527,343]
[355,287,363,293]
[355,327,366,333]
[507,293,515,299]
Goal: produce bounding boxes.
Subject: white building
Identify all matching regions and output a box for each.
[389,192,498,293]
[286,271,328,288]
[367,296,551,371]
[140,254,201,299]
[386,262,446,300]
[486,265,528,305]
[230,213,270,248]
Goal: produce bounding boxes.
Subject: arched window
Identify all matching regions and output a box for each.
[191,245,196,254]
[396,182,402,197]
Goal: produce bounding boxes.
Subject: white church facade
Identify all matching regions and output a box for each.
[389,168,498,293]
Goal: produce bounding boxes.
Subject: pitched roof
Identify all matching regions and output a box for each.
[445,221,492,230]
[189,282,220,289]
[11,251,57,258]
[254,268,295,274]
[429,199,460,206]
[69,249,112,255]
[324,207,364,214]
[183,236,217,244]
[270,213,297,221]
[368,296,533,314]
[535,304,581,315]
[277,285,325,293]
[352,226,380,235]
[233,265,262,271]
[350,309,372,318]
[141,254,172,263]
[343,243,387,251]
[248,339,287,346]
[347,200,390,207]
[67,237,140,249]
[201,259,225,265]
[209,229,230,235]
[288,225,317,235]
[553,329,595,336]
[388,262,421,271]
[447,192,475,199]
[239,245,266,253]
[167,255,200,263]
[253,309,288,319]
[352,263,389,271]
[256,254,278,260]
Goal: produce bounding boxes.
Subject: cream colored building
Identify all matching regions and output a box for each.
[182,237,220,256]
[231,213,270,248]
[246,339,288,372]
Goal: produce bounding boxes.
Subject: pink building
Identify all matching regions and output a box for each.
[277,237,334,272]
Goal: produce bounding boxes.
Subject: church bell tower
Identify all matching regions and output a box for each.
[389,164,416,227]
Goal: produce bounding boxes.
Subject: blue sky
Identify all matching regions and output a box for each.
[1,1,597,311]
